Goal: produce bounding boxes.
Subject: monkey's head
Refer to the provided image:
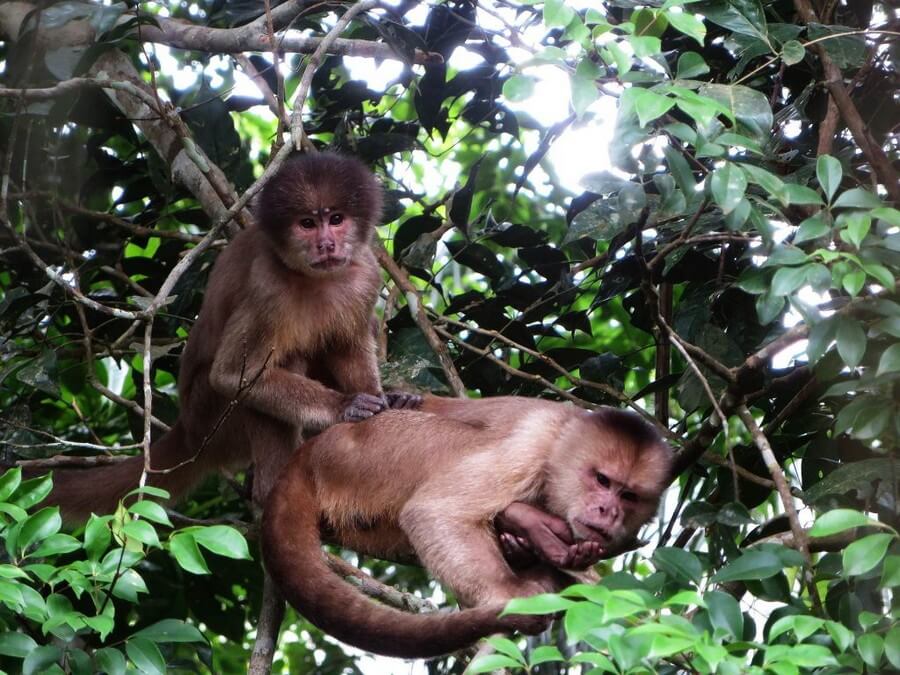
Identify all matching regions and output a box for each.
[546,408,672,552]
[255,152,384,275]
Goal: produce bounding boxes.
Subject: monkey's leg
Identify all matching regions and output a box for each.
[247,413,301,506]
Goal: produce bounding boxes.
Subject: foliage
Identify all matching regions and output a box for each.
[0,468,251,674]
[0,0,897,672]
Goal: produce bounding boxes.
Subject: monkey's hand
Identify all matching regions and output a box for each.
[496,502,606,571]
[340,393,387,422]
[384,391,423,410]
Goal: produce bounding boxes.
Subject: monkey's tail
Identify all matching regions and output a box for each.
[262,458,524,659]
[35,421,203,522]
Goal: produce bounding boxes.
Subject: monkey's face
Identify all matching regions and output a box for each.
[280,209,364,275]
[546,415,671,552]
[566,455,665,549]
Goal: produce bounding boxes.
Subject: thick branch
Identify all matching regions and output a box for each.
[375,243,467,396]
[791,0,900,201]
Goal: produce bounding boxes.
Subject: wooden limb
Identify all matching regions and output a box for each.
[791,0,900,201]
[375,242,467,396]
[736,404,822,612]
[248,572,285,675]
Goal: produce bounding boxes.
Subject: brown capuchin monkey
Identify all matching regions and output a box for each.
[262,395,673,659]
[39,152,420,520]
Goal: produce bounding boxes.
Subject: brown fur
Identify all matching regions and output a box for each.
[42,153,385,519]
[262,396,672,658]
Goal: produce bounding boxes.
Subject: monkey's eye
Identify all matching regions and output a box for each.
[329,213,344,226]
[299,218,316,229]
[595,472,610,488]
[621,491,638,503]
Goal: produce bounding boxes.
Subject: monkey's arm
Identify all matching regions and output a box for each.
[324,335,423,414]
[209,312,378,429]
[495,502,605,571]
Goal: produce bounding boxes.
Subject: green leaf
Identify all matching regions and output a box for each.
[18,507,62,554]
[858,632,884,668]
[629,35,662,57]
[741,163,784,195]
[467,654,526,673]
[876,343,900,377]
[570,71,597,118]
[663,145,696,195]
[0,467,22,503]
[710,162,748,214]
[862,262,894,290]
[816,155,842,202]
[778,182,824,206]
[652,547,703,585]
[485,636,525,662]
[111,569,148,602]
[824,620,854,652]
[704,591,743,639]
[839,211,871,249]
[168,533,209,575]
[84,614,114,639]
[872,207,900,226]
[699,0,768,43]
[502,75,535,103]
[676,51,709,78]
[544,0,576,27]
[31,534,81,558]
[700,83,773,140]
[712,550,784,582]
[770,264,808,296]
[666,10,706,45]
[808,24,865,68]
[626,88,675,127]
[842,268,866,297]
[842,533,893,576]
[882,555,900,587]
[835,316,867,368]
[833,187,882,209]
[756,292,785,325]
[23,644,62,675]
[124,485,170,501]
[529,645,565,666]
[794,214,831,243]
[769,615,824,642]
[84,515,111,562]
[125,637,166,675]
[781,39,805,65]
[127,501,172,526]
[502,593,574,615]
[886,625,900,669]
[564,601,607,641]
[134,619,206,643]
[13,475,52,510]
[808,509,873,537]
[94,648,127,675]
[192,526,251,559]
[0,631,38,657]
[123,520,161,548]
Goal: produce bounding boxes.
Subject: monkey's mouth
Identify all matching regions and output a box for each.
[573,520,611,542]
[310,256,348,270]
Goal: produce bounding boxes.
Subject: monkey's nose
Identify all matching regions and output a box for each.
[317,241,336,252]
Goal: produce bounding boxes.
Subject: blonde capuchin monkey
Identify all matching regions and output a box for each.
[262,395,672,659]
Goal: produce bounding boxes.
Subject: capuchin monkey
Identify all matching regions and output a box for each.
[262,396,673,659]
[38,152,419,519]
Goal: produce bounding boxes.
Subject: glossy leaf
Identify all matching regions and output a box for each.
[842,533,893,576]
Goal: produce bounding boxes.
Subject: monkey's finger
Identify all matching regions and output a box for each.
[386,392,423,409]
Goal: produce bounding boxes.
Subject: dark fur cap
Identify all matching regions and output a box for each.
[254,152,384,233]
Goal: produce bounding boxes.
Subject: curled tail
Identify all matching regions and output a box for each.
[262,457,515,659]
[37,421,206,522]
